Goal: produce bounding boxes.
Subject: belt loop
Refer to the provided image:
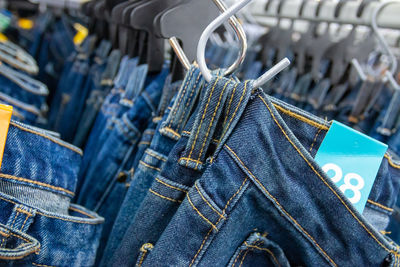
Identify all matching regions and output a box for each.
[5,204,36,234]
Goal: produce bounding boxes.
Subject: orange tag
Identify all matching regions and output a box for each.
[0,33,8,43]
[0,104,13,169]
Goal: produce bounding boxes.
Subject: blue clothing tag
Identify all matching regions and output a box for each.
[314,120,388,213]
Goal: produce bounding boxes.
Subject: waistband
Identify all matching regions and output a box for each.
[219,90,400,265]
[0,121,82,214]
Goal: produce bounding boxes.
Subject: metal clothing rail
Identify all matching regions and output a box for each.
[28,0,91,9]
[249,0,400,30]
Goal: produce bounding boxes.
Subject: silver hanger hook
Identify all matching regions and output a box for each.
[197,0,290,88]
[371,0,397,75]
[169,0,247,76]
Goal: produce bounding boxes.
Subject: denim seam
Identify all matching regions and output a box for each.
[232,239,262,267]
[137,243,154,267]
[187,193,218,230]
[0,173,74,196]
[146,150,167,162]
[0,194,102,224]
[196,79,233,164]
[243,241,280,267]
[175,72,203,131]
[224,143,337,266]
[10,211,19,229]
[264,95,399,253]
[186,77,221,164]
[272,103,329,130]
[239,241,262,267]
[309,127,323,153]
[179,157,203,165]
[194,183,223,218]
[384,154,400,169]
[0,230,30,244]
[10,122,82,155]
[222,83,239,130]
[189,173,249,267]
[20,213,30,231]
[69,206,96,219]
[161,127,181,138]
[167,68,195,128]
[155,178,187,193]
[0,246,40,260]
[182,131,220,144]
[261,95,399,255]
[142,91,157,113]
[15,208,32,217]
[32,263,55,267]
[139,161,161,172]
[221,81,249,142]
[149,189,182,203]
[366,200,394,212]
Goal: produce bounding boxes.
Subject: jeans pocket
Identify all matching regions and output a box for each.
[228,232,290,267]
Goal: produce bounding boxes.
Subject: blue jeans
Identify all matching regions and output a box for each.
[142,79,400,266]
[0,120,103,266]
[101,67,203,266]
[111,73,254,266]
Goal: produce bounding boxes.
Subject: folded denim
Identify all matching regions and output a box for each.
[0,120,103,266]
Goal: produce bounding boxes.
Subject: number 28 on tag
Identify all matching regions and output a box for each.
[322,163,364,204]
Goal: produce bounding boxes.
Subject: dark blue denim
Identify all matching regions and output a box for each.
[77,66,167,211]
[387,194,400,245]
[102,67,203,266]
[0,92,43,125]
[73,49,122,148]
[143,79,400,266]
[111,74,254,266]
[28,12,52,60]
[0,120,103,266]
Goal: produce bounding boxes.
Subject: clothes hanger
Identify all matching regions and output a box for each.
[197,0,290,88]
[158,0,247,77]
[110,1,133,50]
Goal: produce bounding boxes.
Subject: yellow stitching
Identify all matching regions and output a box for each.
[182,131,220,143]
[189,173,248,267]
[0,245,40,259]
[221,81,248,141]
[146,150,167,162]
[224,143,337,266]
[149,189,182,203]
[385,154,400,169]
[272,103,329,130]
[367,200,394,212]
[0,173,74,196]
[187,77,221,165]
[176,72,202,129]
[380,231,392,235]
[262,95,398,255]
[179,157,203,165]
[32,263,56,267]
[223,83,238,128]
[197,79,232,164]
[244,242,281,267]
[161,127,181,138]
[10,122,82,155]
[232,239,261,267]
[194,183,223,218]
[155,178,188,193]
[20,212,31,231]
[15,208,32,216]
[168,68,195,128]
[69,206,96,219]
[187,194,217,230]
[6,231,31,243]
[138,141,151,146]
[11,210,19,228]
[309,127,323,153]
[0,231,9,237]
[137,251,146,267]
[139,161,161,171]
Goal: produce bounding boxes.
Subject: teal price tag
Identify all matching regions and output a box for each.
[314,120,388,213]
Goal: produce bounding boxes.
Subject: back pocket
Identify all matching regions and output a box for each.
[228,232,290,267]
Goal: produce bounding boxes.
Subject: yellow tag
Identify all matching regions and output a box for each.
[73,23,88,46]
[18,18,34,30]
[0,33,8,43]
[0,104,13,169]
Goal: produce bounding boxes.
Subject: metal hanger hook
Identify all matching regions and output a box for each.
[169,0,248,76]
[197,0,290,87]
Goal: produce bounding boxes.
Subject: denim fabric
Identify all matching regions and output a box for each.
[73,49,122,148]
[111,74,254,266]
[102,67,202,266]
[387,195,400,244]
[0,63,48,113]
[143,80,400,266]
[28,12,52,60]
[0,92,42,125]
[77,67,167,211]
[0,120,103,266]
